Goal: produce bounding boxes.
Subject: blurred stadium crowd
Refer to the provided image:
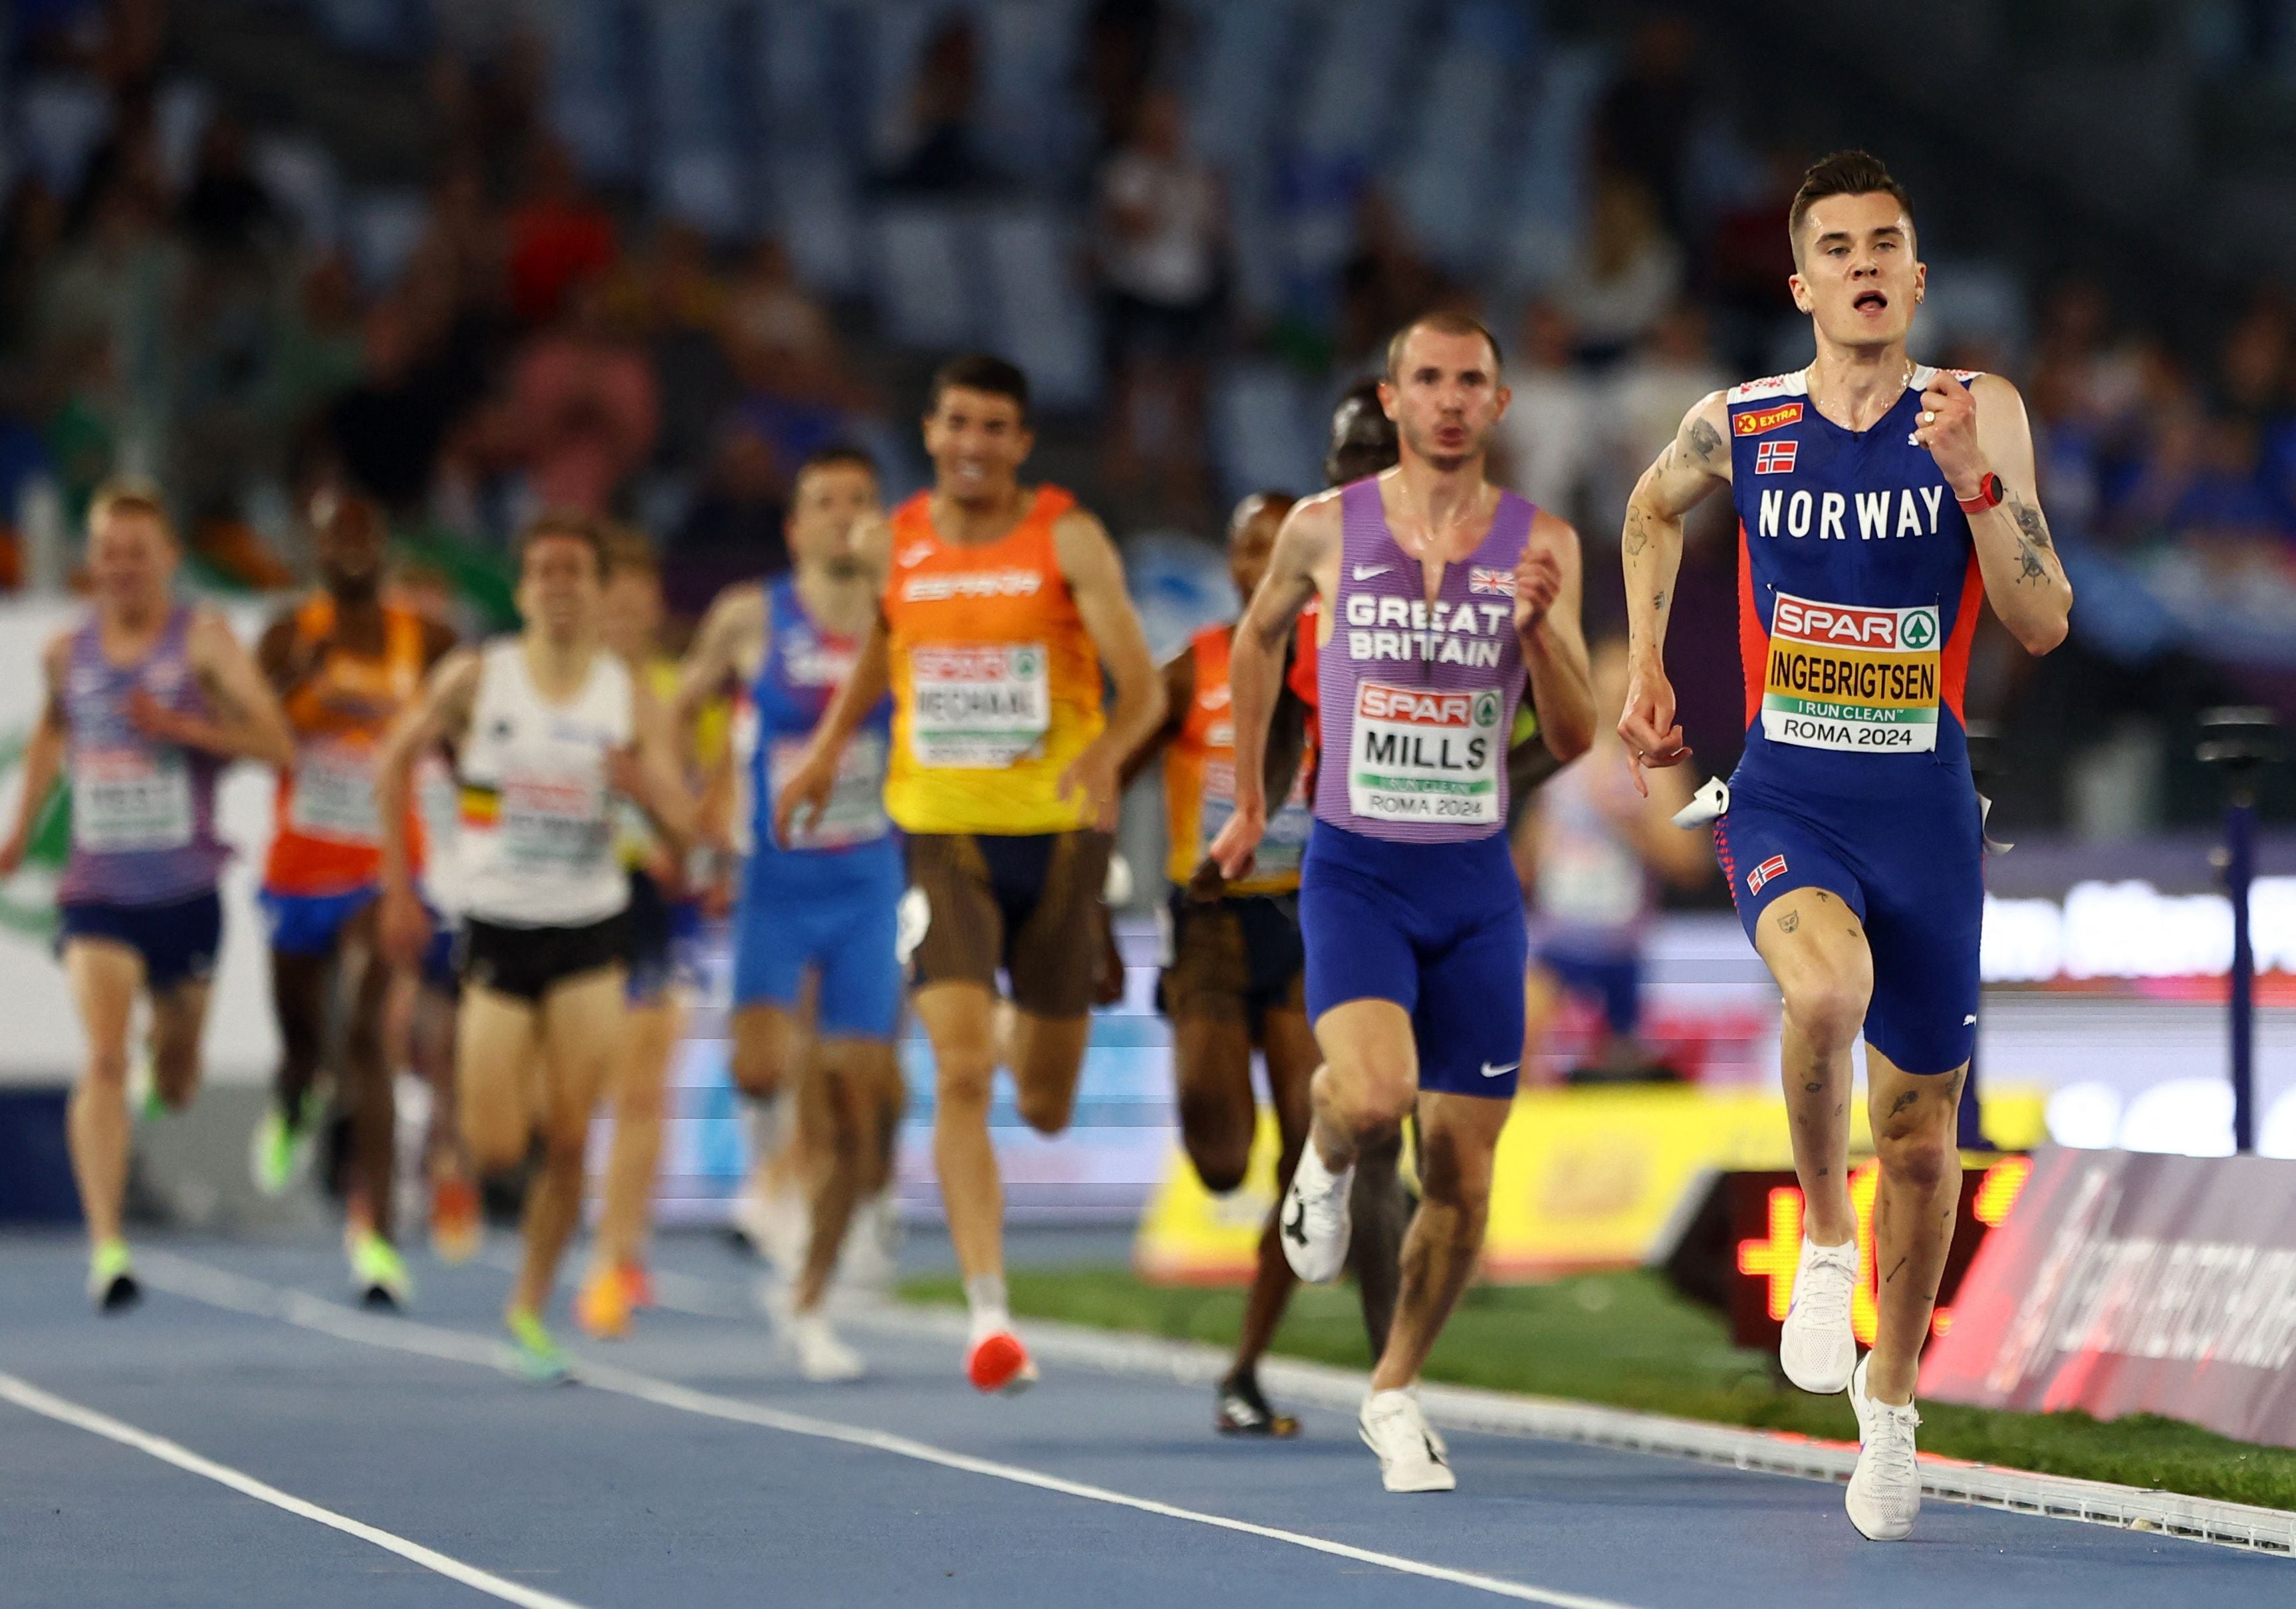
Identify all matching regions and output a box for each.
[1,0,2291,836]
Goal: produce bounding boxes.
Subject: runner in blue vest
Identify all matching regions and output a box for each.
[676,445,904,1382]
[1616,152,2072,1541]
[1212,311,1596,1492]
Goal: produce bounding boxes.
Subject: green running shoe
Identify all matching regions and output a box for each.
[350,1233,412,1310]
[88,1239,140,1314]
[248,1094,319,1196]
[506,1309,571,1384]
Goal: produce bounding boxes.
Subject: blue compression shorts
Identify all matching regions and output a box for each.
[1299,820,1528,1098]
[258,885,376,957]
[1714,775,1983,1076]
[731,848,904,1041]
[57,890,223,992]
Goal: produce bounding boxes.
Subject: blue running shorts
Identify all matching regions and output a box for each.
[731,852,904,1041]
[1714,776,1983,1076]
[258,885,377,958]
[58,890,223,992]
[1299,820,1528,1098]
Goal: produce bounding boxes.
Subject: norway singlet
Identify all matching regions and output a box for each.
[880,486,1104,836]
[1164,623,1313,897]
[455,639,633,929]
[1299,477,1533,1096]
[263,597,429,898]
[1716,366,1987,1074]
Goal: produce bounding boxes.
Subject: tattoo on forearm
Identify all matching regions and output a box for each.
[2007,499,2055,585]
[1686,418,1722,462]
[1652,590,1667,612]
[1624,508,1650,557]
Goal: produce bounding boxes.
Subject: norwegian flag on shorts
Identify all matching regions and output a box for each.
[1754,439,1798,475]
[1468,566,1516,596]
[1748,854,1789,894]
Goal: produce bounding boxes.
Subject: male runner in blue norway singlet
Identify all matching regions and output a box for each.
[1212,311,1596,1493]
[1617,152,2071,1543]
[674,445,904,1382]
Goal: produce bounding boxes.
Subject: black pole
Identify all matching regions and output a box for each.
[2228,792,2257,1155]
[2197,707,2279,1157]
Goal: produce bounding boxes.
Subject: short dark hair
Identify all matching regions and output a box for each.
[927,353,1030,422]
[1788,150,1914,258]
[1384,311,1503,382]
[1326,377,1399,487]
[517,510,611,578]
[598,521,658,578]
[793,443,879,490]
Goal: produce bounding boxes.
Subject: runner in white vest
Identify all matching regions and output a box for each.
[376,513,698,1380]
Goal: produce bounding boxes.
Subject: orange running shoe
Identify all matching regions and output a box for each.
[576,1266,634,1340]
[965,1330,1038,1395]
[622,1262,656,1312]
[430,1174,482,1265]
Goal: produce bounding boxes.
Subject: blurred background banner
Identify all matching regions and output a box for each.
[1922,1146,2296,1447]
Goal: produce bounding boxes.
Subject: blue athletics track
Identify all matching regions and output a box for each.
[2,1227,2286,1609]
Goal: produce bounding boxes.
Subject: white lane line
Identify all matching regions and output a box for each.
[0,1371,589,1609]
[135,1253,1643,1609]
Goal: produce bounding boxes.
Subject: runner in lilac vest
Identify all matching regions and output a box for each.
[0,485,294,1312]
[1208,313,1596,1493]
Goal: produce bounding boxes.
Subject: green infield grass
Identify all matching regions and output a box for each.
[903,1265,2296,1511]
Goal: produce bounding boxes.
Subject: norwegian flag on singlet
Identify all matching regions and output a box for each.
[1754,439,1798,475]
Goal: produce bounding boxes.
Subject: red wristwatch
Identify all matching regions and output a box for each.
[1956,473,2005,515]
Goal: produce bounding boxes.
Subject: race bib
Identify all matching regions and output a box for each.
[495,773,611,874]
[908,642,1051,768]
[73,747,193,854]
[1761,592,1940,753]
[1347,682,1503,824]
[1199,757,1311,878]
[771,731,890,850]
[287,740,380,843]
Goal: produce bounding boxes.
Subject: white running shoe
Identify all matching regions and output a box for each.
[1358,1389,1456,1493]
[1780,1236,1858,1394]
[735,1179,810,1278]
[791,1310,866,1382]
[1278,1144,1354,1283]
[834,1190,900,1297]
[1845,1355,1923,1541]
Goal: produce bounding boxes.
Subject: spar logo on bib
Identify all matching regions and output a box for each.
[1347,681,1504,824]
[1762,592,1942,754]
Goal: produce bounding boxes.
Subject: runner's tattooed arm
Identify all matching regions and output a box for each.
[1915,372,2072,654]
[1517,509,1595,764]
[1210,491,1338,880]
[144,606,296,767]
[373,648,482,965]
[0,634,70,876]
[773,614,891,848]
[1618,389,1731,795]
[1053,507,1166,832]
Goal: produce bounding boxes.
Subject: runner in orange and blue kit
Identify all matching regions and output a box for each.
[249,491,453,1308]
[1617,151,2071,1541]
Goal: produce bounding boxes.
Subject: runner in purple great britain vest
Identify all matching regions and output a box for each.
[1209,312,1597,1495]
[0,483,295,1314]
[1616,152,2072,1543]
